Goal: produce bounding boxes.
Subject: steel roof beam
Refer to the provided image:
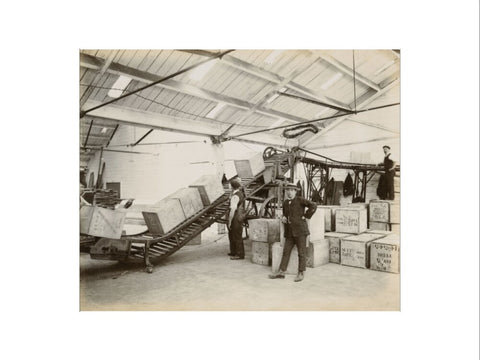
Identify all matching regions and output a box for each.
[82,100,291,149]
[301,75,399,147]
[179,50,352,111]
[81,50,235,117]
[219,51,319,137]
[80,53,305,125]
[220,55,352,111]
[80,51,117,107]
[315,51,381,92]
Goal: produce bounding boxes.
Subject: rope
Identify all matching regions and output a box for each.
[282,124,319,138]
[353,50,357,113]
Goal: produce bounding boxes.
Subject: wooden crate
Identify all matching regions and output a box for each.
[335,208,367,234]
[234,153,265,178]
[340,233,385,268]
[306,208,325,241]
[80,205,126,239]
[306,240,329,268]
[325,232,351,263]
[271,243,298,274]
[370,234,400,273]
[166,188,204,218]
[330,206,340,231]
[317,205,341,231]
[369,200,390,222]
[369,221,391,231]
[252,241,271,265]
[189,174,225,206]
[316,206,333,231]
[248,219,281,243]
[224,160,237,180]
[390,201,400,223]
[142,198,186,235]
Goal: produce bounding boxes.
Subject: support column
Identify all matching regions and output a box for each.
[210,142,226,181]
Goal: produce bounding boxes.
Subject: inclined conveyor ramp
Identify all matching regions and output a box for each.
[89,153,291,273]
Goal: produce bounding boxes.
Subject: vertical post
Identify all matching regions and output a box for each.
[210,142,225,181]
[362,171,367,201]
[96,147,104,189]
[144,242,153,273]
[290,155,295,183]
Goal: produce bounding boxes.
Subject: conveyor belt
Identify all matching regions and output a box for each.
[89,155,291,270]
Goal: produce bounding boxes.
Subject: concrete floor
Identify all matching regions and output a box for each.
[80,228,400,311]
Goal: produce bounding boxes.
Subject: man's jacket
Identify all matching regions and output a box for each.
[283,196,317,237]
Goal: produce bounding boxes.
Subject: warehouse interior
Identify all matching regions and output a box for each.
[80,49,402,311]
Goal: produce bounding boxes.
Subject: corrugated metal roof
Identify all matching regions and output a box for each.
[80,49,400,163]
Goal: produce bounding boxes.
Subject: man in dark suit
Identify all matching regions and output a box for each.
[269,182,317,282]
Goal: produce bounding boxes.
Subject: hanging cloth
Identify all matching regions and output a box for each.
[343,173,354,196]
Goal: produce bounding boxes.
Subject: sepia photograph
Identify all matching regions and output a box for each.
[1,1,477,359]
[79,49,401,311]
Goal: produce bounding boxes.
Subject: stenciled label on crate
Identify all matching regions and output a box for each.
[328,237,341,263]
[335,208,367,234]
[370,201,390,222]
[371,242,399,273]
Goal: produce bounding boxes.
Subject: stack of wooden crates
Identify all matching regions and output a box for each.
[319,203,400,274]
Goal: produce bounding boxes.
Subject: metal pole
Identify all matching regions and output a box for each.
[96,147,103,190]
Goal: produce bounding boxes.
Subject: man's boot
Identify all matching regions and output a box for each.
[268,270,285,279]
[294,271,304,282]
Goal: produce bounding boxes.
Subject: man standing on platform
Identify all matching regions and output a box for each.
[269,182,317,282]
[380,145,397,200]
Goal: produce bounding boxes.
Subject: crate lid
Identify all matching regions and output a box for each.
[337,207,367,212]
[366,230,393,235]
[325,232,351,238]
[372,235,400,246]
[343,233,386,243]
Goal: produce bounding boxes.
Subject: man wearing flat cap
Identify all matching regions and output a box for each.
[269,182,317,282]
[379,145,396,200]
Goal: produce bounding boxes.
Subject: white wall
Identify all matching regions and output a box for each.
[85,126,268,204]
